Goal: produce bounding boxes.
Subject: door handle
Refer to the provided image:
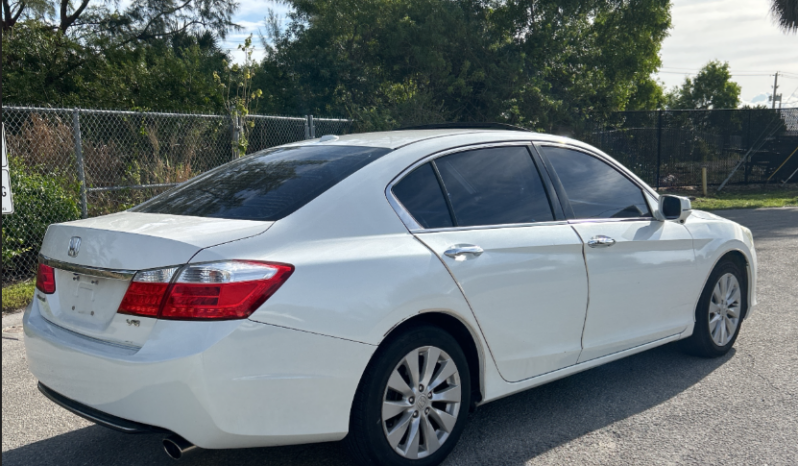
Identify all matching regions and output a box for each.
[587,235,616,248]
[444,244,484,260]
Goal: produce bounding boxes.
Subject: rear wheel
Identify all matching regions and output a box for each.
[680,258,746,358]
[345,325,471,466]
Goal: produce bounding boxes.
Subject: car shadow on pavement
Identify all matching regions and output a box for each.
[2,342,734,466]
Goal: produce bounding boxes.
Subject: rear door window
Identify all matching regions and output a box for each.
[540,146,651,219]
[134,145,391,221]
[435,146,554,227]
[392,163,454,229]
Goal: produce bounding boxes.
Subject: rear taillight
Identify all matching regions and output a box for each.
[117,261,293,321]
[118,268,178,317]
[36,264,56,294]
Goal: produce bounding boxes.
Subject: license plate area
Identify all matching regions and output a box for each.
[52,269,132,332]
[70,273,103,317]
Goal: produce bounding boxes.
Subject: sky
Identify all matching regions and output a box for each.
[223,0,798,108]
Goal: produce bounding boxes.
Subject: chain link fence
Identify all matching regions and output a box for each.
[4,105,797,285]
[1,107,351,285]
[584,108,798,189]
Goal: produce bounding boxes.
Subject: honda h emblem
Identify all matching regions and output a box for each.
[67,237,81,257]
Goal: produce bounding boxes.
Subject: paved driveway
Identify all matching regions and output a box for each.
[3,208,797,466]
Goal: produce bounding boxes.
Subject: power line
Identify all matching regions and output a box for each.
[660,67,798,75]
[657,71,778,77]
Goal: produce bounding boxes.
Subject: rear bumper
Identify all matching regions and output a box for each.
[23,302,376,449]
[38,383,168,434]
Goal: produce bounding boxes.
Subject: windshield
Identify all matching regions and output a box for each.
[133,145,391,221]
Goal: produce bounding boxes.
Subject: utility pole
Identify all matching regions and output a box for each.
[770,72,781,109]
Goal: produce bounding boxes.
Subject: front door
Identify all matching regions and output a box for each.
[390,145,589,382]
[538,145,696,362]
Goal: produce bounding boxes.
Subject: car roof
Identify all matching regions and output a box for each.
[296,128,659,201]
[283,129,577,150]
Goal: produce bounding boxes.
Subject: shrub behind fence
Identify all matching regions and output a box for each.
[1,107,351,285]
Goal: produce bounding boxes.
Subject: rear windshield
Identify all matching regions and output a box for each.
[133,145,391,221]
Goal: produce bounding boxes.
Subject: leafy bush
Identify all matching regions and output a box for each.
[2,161,80,278]
[2,280,35,313]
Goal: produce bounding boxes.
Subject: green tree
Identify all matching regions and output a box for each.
[214,35,263,157]
[257,0,672,131]
[665,60,741,110]
[2,24,228,111]
[2,0,236,37]
[2,0,237,111]
[627,77,667,111]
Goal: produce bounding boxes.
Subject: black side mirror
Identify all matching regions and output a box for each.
[661,196,681,219]
[658,195,691,221]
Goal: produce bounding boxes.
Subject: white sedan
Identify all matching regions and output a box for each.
[24,125,756,466]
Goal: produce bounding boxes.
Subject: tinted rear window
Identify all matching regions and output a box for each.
[392,162,454,229]
[134,145,391,221]
[435,146,554,227]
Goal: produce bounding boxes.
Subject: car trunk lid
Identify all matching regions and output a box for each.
[36,212,272,347]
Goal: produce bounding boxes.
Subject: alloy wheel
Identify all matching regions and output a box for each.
[381,346,462,459]
[709,272,741,347]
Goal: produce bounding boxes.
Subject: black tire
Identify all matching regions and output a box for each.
[680,258,747,358]
[345,325,471,466]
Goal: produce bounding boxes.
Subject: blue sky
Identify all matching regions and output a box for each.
[223,0,798,107]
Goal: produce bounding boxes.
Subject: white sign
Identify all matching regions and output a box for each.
[2,124,13,215]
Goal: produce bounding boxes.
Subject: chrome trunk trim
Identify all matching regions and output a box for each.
[39,254,137,281]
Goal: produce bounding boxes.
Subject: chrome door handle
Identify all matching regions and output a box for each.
[587,235,616,248]
[444,244,484,259]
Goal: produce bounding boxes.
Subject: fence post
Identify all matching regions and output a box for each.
[305,115,316,139]
[72,108,88,219]
[231,115,241,160]
[656,109,663,190]
[744,108,752,184]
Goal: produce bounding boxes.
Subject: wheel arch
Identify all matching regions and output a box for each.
[381,311,486,407]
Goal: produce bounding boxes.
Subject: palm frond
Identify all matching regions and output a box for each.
[771,0,798,33]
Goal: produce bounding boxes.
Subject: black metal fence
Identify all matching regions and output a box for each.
[584,108,798,189]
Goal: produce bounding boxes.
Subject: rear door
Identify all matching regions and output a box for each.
[390,144,588,382]
[537,145,696,362]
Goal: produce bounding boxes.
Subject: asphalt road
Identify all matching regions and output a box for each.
[3,207,797,466]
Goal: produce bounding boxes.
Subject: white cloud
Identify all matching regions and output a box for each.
[654,0,798,107]
[221,0,292,61]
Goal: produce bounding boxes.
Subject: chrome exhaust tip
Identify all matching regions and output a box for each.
[163,434,197,460]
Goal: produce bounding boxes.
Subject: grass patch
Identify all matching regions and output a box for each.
[690,189,798,210]
[2,280,35,313]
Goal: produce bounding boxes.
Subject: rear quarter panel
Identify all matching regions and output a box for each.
[190,136,507,396]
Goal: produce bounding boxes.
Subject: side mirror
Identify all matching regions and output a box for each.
[658,195,691,222]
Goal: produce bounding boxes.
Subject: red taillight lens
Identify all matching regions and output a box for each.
[160,262,293,320]
[118,282,170,317]
[36,264,56,294]
[118,267,177,317]
[117,261,293,320]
